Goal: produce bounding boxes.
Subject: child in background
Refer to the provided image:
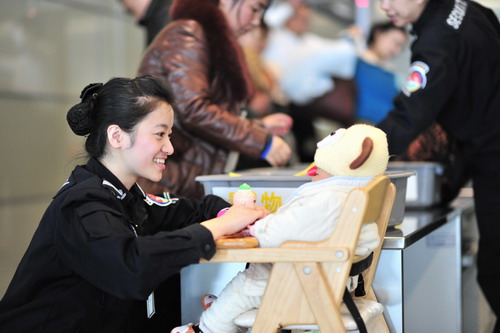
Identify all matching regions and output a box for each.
[354,21,408,124]
[172,123,389,333]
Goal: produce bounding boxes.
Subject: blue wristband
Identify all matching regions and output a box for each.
[260,136,273,159]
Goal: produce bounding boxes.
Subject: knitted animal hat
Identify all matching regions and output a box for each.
[313,124,389,177]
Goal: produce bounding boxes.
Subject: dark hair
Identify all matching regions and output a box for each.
[67,75,176,159]
[206,0,272,19]
[367,21,406,47]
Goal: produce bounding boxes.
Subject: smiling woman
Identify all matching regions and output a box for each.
[0,75,269,332]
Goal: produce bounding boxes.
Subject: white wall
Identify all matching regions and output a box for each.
[0,0,144,201]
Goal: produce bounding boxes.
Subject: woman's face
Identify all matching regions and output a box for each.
[372,29,407,60]
[379,0,427,27]
[119,101,174,188]
[220,0,269,37]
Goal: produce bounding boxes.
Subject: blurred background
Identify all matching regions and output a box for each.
[0,0,499,303]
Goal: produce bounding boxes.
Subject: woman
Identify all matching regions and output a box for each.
[0,76,267,332]
[137,0,291,198]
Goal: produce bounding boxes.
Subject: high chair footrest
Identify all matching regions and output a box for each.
[234,298,383,331]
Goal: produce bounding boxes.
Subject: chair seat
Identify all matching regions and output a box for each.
[234,298,383,331]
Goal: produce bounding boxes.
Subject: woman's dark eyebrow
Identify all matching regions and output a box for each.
[156,123,170,130]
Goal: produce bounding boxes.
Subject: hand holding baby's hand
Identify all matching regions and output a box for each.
[212,205,268,237]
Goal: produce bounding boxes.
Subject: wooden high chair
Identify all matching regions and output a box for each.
[204,175,396,332]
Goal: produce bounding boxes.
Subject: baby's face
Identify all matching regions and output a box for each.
[312,167,331,182]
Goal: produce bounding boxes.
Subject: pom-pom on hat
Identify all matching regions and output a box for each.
[314,124,389,177]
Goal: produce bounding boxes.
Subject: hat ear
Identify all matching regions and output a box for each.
[349,137,374,170]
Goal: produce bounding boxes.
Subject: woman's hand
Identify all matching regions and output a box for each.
[261,113,293,136]
[201,205,270,240]
[265,136,292,166]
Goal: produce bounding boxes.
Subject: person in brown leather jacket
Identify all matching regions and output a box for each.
[137,0,291,198]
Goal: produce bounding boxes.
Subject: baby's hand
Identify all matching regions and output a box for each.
[255,204,271,217]
[241,227,253,237]
[241,205,269,236]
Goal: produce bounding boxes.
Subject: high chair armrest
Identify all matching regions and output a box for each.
[216,235,259,249]
[201,246,351,263]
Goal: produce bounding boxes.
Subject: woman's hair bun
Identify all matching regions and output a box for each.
[67,82,103,136]
[80,82,103,101]
[67,103,92,136]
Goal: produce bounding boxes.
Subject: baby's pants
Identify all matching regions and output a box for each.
[200,269,263,333]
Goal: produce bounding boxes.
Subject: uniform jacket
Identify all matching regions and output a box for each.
[137,0,270,198]
[378,0,500,157]
[0,158,227,332]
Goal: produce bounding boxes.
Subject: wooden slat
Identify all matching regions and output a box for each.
[202,247,351,263]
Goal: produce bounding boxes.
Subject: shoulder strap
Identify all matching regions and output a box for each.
[343,288,368,333]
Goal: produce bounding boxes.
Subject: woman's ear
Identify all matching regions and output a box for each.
[107,124,126,149]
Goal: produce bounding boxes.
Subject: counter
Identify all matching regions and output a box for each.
[383,195,472,249]
[180,195,475,332]
[374,195,474,332]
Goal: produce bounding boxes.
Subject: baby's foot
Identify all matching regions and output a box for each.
[201,294,217,310]
[171,323,203,333]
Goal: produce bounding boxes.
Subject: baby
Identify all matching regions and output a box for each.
[173,124,389,333]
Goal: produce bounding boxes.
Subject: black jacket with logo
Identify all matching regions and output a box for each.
[378,0,500,157]
[0,158,227,332]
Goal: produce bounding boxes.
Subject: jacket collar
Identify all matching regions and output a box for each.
[85,158,149,227]
[169,0,254,102]
[411,0,452,36]
[85,158,144,205]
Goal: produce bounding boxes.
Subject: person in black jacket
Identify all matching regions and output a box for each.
[120,0,173,46]
[377,0,500,328]
[0,75,267,332]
